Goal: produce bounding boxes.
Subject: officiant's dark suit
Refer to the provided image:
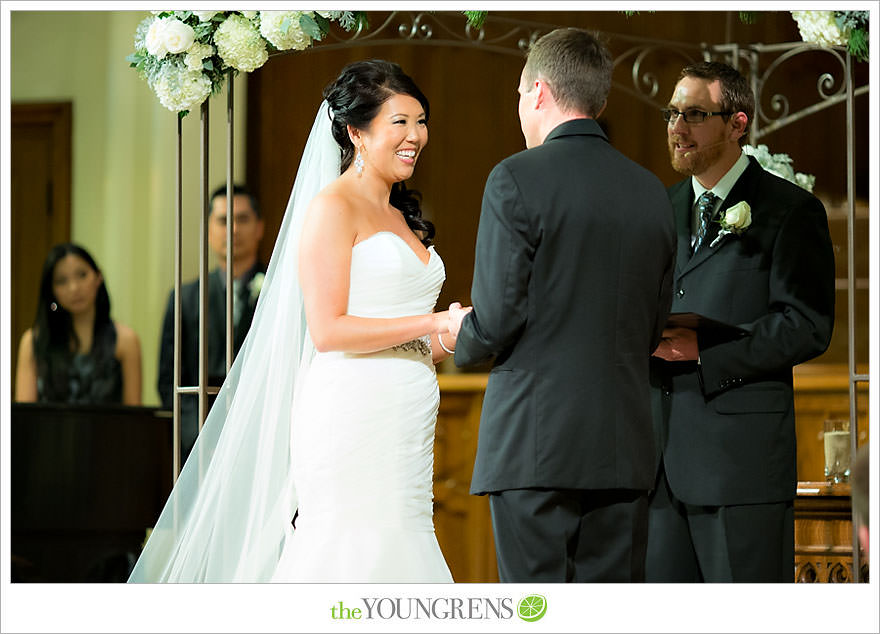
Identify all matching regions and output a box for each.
[454,28,676,582]
[646,61,835,582]
[157,185,265,460]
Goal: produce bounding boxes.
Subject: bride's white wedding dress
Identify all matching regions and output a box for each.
[272,231,453,582]
[128,102,452,583]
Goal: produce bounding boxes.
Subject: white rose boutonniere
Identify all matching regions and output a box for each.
[710,201,752,248]
[248,272,265,303]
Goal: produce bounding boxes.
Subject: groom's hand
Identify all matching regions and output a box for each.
[447,302,473,338]
[653,327,699,362]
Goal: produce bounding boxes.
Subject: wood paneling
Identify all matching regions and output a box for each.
[795,482,868,583]
[434,374,496,582]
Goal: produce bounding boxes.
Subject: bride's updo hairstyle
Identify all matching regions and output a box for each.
[324,59,435,246]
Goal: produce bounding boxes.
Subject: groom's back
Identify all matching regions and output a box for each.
[468,119,675,494]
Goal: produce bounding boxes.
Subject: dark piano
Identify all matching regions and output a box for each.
[11,403,173,582]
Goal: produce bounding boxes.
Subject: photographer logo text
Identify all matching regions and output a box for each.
[330,595,546,622]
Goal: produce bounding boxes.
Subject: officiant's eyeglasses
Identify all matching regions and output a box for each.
[661,108,733,124]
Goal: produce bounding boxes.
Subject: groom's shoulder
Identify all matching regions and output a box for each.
[667,177,690,198]
[488,146,537,182]
[495,141,556,172]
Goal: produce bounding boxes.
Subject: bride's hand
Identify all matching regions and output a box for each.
[447,302,473,338]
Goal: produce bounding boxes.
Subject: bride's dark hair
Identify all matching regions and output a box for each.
[324,59,435,246]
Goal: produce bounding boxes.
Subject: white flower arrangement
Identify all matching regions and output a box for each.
[710,201,752,248]
[128,10,369,116]
[743,144,816,193]
[260,11,314,52]
[790,10,869,62]
[791,11,848,47]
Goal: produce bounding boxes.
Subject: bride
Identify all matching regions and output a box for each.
[129,59,469,583]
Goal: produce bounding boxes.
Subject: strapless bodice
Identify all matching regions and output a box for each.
[347,231,445,319]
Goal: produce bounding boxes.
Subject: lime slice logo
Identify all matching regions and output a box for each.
[517,594,547,622]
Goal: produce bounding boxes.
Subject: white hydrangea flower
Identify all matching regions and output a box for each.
[184,42,215,72]
[791,11,848,47]
[151,61,212,112]
[240,11,258,20]
[744,144,815,192]
[193,11,220,22]
[145,17,170,59]
[795,173,816,193]
[214,13,268,72]
[259,11,313,51]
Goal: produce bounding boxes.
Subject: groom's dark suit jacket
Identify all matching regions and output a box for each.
[455,118,676,495]
[652,156,835,506]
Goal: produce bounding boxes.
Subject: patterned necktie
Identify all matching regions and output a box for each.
[693,191,718,254]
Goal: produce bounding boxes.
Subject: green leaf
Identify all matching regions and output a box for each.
[313,12,330,33]
[193,22,213,39]
[299,13,323,40]
[355,12,370,32]
[203,58,213,71]
[462,11,487,29]
[178,109,190,119]
[847,28,869,62]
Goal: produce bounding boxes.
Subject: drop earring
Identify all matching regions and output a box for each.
[50,301,58,312]
[354,147,365,176]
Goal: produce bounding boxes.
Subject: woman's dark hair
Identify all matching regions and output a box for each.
[323,59,435,246]
[32,243,112,400]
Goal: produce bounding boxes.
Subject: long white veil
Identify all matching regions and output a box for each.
[129,101,340,582]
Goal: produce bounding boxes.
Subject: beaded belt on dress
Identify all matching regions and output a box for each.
[391,335,432,357]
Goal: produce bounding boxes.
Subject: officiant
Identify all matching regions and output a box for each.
[647,61,835,582]
[157,184,266,460]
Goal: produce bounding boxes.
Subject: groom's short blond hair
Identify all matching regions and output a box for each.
[522,27,612,118]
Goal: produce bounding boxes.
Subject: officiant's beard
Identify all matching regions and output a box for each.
[668,133,725,177]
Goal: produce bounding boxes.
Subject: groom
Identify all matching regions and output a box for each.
[452,28,676,582]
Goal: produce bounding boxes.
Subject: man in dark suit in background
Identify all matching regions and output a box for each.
[647,61,835,582]
[452,27,676,582]
[157,184,266,460]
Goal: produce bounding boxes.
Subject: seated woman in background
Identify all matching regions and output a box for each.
[15,243,142,405]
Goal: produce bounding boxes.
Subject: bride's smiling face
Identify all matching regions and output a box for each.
[354,93,427,182]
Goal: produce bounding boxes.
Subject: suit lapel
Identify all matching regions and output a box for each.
[678,159,761,277]
[669,183,694,278]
